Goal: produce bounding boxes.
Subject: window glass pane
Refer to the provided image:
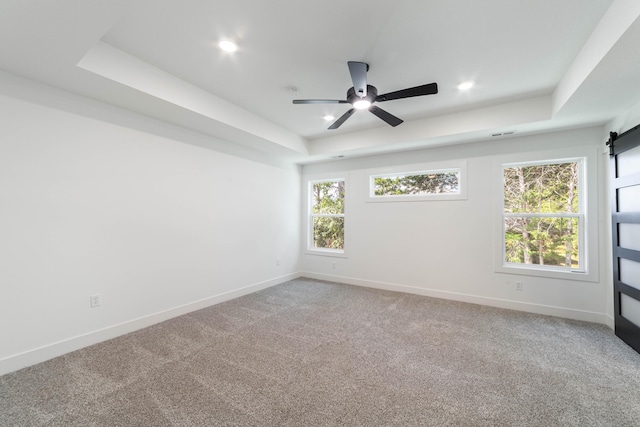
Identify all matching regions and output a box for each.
[617,144,640,178]
[620,258,640,291]
[504,162,579,214]
[621,294,640,329]
[313,217,344,250]
[504,217,579,268]
[373,171,459,196]
[619,223,640,251]
[311,181,344,214]
[618,185,640,213]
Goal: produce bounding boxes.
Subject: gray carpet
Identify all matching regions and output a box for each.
[1,278,640,426]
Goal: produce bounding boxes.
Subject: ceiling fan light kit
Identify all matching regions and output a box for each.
[218,40,237,52]
[293,61,438,130]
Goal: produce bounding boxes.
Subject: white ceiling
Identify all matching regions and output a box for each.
[1,0,639,163]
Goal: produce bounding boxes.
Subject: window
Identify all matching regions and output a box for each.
[372,169,460,196]
[367,161,467,202]
[502,159,584,272]
[309,179,345,253]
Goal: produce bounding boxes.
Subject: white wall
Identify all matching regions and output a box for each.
[0,90,301,375]
[608,101,640,136]
[302,127,612,324]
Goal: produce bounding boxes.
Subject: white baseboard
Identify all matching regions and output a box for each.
[303,272,611,325]
[0,272,301,377]
[604,313,615,330]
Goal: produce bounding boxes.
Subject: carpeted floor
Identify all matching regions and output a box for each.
[1,278,640,426]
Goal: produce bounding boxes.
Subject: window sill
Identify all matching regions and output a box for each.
[304,248,348,258]
[495,264,598,282]
[366,193,466,203]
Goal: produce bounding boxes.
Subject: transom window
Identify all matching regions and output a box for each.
[372,169,460,197]
[502,159,584,271]
[367,161,466,202]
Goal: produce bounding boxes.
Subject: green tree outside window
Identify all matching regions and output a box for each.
[311,180,345,250]
[373,171,459,196]
[503,161,580,268]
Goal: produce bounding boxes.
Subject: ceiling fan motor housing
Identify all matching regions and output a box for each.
[347,85,377,105]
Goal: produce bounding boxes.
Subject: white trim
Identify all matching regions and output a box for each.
[604,313,615,330]
[503,213,582,218]
[0,273,301,376]
[302,248,348,258]
[302,272,609,325]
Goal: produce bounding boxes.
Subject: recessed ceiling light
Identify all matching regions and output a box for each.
[457,81,475,91]
[323,115,335,121]
[219,40,237,52]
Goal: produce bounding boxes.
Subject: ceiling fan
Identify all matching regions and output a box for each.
[293,61,438,130]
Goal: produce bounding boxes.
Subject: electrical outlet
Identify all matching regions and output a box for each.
[90,294,102,308]
[276,258,280,266]
[515,282,523,291]
[331,262,336,269]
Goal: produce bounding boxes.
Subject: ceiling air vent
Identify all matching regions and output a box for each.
[491,130,516,137]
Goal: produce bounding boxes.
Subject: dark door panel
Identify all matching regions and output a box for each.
[609,128,640,354]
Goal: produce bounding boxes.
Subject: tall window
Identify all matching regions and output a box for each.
[502,159,584,271]
[309,179,345,252]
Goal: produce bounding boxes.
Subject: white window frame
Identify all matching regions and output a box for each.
[306,177,347,257]
[366,160,467,202]
[494,148,599,282]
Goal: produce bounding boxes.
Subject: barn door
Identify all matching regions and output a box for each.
[609,128,640,354]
